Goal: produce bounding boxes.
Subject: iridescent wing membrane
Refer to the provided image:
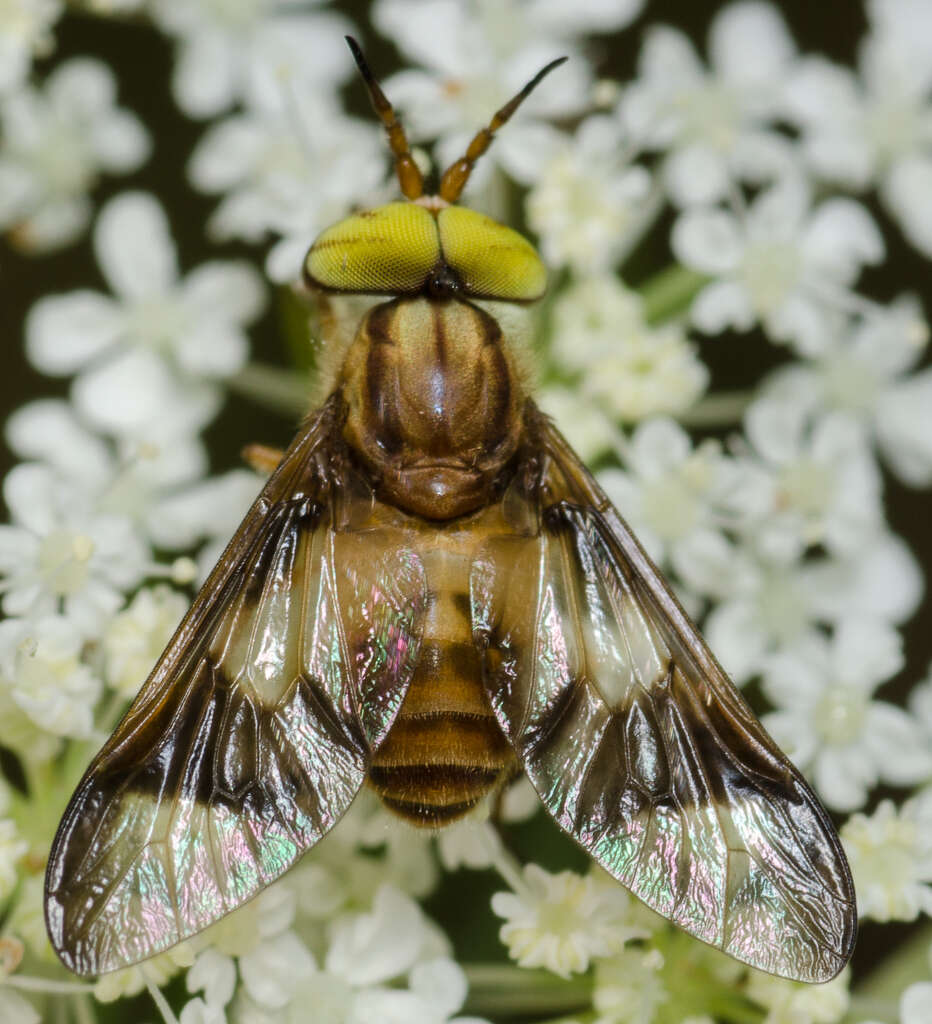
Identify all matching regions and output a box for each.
[45,398,427,976]
[471,407,857,982]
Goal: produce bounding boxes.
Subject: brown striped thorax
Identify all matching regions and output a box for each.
[335,297,528,519]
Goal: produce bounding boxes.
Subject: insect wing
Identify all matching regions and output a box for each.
[45,399,427,976]
[471,409,856,982]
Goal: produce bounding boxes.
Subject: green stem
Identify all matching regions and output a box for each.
[677,389,754,428]
[846,995,898,1024]
[228,363,310,418]
[6,975,94,994]
[96,689,130,734]
[617,180,666,266]
[463,963,593,1018]
[704,994,764,1024]
[535,1014,597,1024]
[638,265,708,325]
[845,922,932,1022]
[73,994,98,1024]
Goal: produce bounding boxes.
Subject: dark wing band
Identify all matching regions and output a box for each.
[45,398,427,976]
[471,406,856,982]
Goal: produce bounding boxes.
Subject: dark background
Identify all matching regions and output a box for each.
[0,0,927,1002]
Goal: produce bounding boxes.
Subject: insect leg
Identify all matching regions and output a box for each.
[241,444,285,475]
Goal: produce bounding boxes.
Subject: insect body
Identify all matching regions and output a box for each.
[45,41,856,985]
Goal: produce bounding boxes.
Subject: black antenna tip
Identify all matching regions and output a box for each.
[530,55,569,89]
[345,36,370,76]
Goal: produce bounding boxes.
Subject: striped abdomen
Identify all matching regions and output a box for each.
[368,543,514,826]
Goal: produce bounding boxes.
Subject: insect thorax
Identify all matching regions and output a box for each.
[338,296,527,520]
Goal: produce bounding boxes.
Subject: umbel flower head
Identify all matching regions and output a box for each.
[1,3,932,1024]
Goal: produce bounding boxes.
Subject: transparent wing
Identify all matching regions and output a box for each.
[45,398,427,976]
[471,408,856,982]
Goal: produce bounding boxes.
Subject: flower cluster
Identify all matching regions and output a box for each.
[2,1,932,1023]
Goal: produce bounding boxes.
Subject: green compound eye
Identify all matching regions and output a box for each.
[305,202,440,293]
[438,206,546,301]
[305,201,546,302]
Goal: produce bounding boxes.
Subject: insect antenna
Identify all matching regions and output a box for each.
[438,56,568,203]
[345,35,424,200]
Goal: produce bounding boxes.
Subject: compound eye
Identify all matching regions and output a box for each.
[305,202,440,293]
[438,206,546,301]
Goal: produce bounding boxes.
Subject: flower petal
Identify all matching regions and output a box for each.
[876,368,932,485]
[664,144,730,207]
[803,198,885,280]
[709,1,795,88]
[882,155,932,258]
[181,261,266,325]
[5,399,112,485]
[691,280,755,334]
[93,192,178,299]
[672,208,743,273]
[25,291,125,375]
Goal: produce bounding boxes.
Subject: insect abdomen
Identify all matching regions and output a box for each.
[368,545,513,826]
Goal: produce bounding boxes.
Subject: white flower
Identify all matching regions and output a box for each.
[0,690,59,765]
[618,3,799,206]
[187,948,237,1010]
[184,883,313,1016]
[782,24,932,256]
[150,0,353,119]
[5,399,212,547]
[746,968,850,1024]
[203,881,298,962]
[759,296,932,485]
[145,469,262,557]
[234,885,481,1024]
[842,798,932,922]
[741,392,883,559]
[599,416,764,570]
[537,386,620,463]
[525,116,652,272]
[102,584,188,697]
[326,885,432,988]
[371,0,633,191]
[0,819,28,900]
[0,58,149,251]
[5,877,48,962]
[0,615,102,739]
[888,980,932,1024]
[26,192,264,439]
[0,0,61,95]
[189,94,384,282]
[436,817,501,873]
[492,865,646,978]
[433,784,536,871]
[0,463,149,635]
[180,998,228,1024]
[761,619,932,810]
[238,932,314,1011]
[869,0,932,60]
[94,942,196,1002]
[550,277,708,422]
[6,399,255,587]
[593,947,669,1024]
[280,792,438,922]
[690,532,921,684]
[673,177,884,353]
